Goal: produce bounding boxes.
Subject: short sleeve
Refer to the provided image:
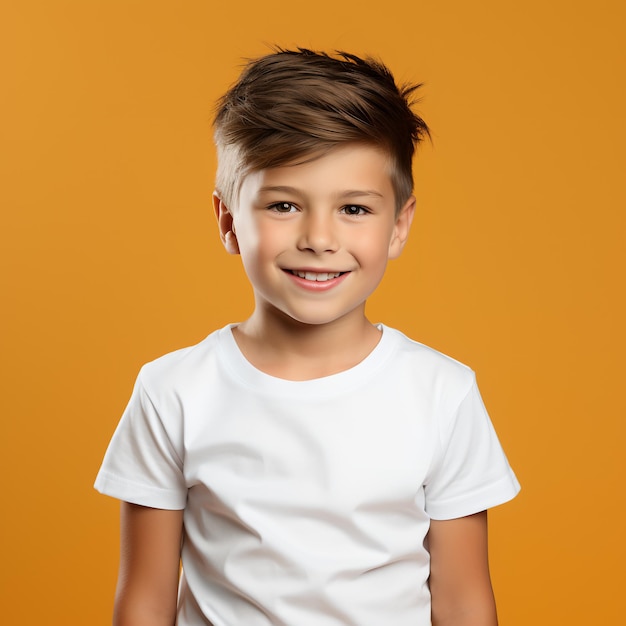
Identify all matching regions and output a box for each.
[94,371,187,509]
[424,375,520,520]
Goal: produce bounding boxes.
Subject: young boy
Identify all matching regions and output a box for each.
[95,48,520,626]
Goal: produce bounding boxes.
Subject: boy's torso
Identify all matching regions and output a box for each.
[143,325,470,625]
[96,324,518,625]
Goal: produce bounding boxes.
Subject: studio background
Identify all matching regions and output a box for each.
[2,1,624,623]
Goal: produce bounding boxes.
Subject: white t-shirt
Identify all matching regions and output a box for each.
[95,324,520,626]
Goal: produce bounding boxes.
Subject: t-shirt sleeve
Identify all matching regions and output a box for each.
[94,371,187,510]
[424,374,520,520]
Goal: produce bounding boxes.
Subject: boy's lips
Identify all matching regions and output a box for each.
[287,269,346,282]
[282,268,351,289]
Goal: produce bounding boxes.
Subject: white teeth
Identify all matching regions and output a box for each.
[292,270,342,281]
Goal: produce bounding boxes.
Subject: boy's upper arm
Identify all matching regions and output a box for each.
[114,502,183,626]
[428,511,498,626]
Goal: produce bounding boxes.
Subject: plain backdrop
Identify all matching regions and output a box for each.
[2,1,625,623]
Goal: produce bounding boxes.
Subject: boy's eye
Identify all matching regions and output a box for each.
[269,202,298,213]
[341,205,368,216]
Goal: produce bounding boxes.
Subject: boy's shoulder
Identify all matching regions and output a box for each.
[384,328,490,438]
[383,326,474,380]
[136,325,227,390]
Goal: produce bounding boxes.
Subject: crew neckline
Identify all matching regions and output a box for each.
[216,323,397,398]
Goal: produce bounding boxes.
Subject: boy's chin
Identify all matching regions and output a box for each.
[259,305,369,330]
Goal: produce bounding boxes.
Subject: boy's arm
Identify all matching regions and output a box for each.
[113,502,184,626]
[428,511,498,626]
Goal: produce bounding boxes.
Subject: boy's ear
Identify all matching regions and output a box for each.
[388,195,416,260]
[213,192,240,255]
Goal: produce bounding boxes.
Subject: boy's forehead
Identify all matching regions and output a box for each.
[240,145,394,196]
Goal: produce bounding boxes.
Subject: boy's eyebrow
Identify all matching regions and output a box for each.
[258,185,385,199]
[339,189,385,199]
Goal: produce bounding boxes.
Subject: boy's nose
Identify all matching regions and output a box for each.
[296,213,338,253]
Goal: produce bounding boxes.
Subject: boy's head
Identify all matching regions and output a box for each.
[213,48,430,214]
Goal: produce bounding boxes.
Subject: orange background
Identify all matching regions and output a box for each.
[2,1,624,623]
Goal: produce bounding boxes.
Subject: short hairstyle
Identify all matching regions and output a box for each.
[213,48,430,213]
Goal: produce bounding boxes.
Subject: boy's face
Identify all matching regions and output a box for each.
[214,144,415,329]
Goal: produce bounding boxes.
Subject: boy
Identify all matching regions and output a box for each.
[95,48,520,625]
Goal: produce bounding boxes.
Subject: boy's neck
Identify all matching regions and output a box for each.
[232,309,382,381]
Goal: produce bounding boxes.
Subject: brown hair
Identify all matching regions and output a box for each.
[213,48,430,212]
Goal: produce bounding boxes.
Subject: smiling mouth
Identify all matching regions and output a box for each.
[288,270,346,282]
